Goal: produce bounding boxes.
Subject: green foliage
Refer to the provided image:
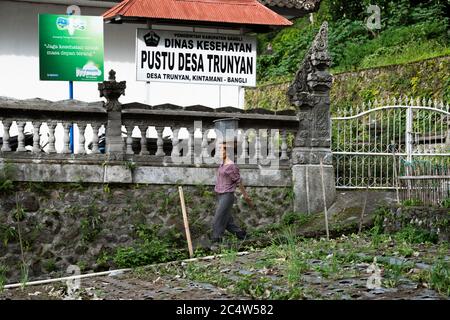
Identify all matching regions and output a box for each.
[67,179,88,191]
[124,161,137,172]
[77,260,88,272]
[103,184,110,194]
[113,224,186,268]
[383,261,411,288]
[0,264,7,292]
[371,206,391,235]
[441,198,450,208]
[394,225,438,244]
[233,274,272,299]
[281,212,311,226]
[79,204,103,244]
[134,224,184,246]
[26,182,51,197]
[255,0,450,85]
[20,262,28,290]
[42,259,57,273]
[181,263,233,289]
[96,250,111,269]
[0,223,17,247]
[113,240,181,269]
[402,199,424,207]
[13,203,26,222]
[429,259,450,296]
[0,162,16,194]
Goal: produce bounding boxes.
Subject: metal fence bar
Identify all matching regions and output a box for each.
[332,97,450,206]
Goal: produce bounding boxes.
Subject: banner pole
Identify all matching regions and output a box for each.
[68,8,74,153]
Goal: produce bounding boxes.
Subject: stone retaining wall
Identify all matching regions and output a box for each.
[384,206,450,242]
[0,183,293,283]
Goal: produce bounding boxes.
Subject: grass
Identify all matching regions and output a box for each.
[14,194,29,290]
[79,204,103,245]
[112,224,186,269]
[130,216,450,299]
[429,259,450,296]
[357,40,450,71]
[0,264,7,292]
[0,162,16,195]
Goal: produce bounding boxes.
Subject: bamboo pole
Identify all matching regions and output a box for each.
[178,186,194,258]
[319,158,330,240]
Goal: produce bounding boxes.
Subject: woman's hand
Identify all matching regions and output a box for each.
[244,195,255,208]
[239,182,255,208]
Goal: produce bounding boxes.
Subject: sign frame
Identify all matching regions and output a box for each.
[39,13,104,82]
[135,29,257,87]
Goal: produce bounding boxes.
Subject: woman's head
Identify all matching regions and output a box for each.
[219,141,237,162]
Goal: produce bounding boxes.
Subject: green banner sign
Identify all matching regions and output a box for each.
[39,14,104,82]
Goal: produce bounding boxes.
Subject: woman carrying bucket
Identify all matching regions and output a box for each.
[211,118,254,244]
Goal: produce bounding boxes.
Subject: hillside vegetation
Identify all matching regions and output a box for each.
[256,0,450,84]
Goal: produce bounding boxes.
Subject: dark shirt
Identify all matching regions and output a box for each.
[214,163,241,194]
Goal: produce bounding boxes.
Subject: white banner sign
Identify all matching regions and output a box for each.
[136,29,257,87]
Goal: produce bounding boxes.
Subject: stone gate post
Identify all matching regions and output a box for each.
[98,70,126,159]
[287,22,336,214]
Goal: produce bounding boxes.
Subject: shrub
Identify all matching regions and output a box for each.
[113,239,184,268]
[429,259,450,297]
[395,225,438,244]
[113,224,186,268]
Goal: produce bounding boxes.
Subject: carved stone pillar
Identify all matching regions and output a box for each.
[287,22,336,214]
[98,70,126,160]
[62,123,71,154]
[1,120,12,152]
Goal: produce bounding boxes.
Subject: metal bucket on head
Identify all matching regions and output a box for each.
[213,118,239,144]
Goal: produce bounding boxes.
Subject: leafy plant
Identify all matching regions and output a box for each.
[371,206,391,235]
[0,264,7,292]
[43,259,57,273]
[441,198,450,208]
[124,161,137,172]
[281,212,311,226]
[103,184,110,194]
[394,226,438,244]
[113,224,186,268]
[429,259,450,297]
[0,223,17,247]
[0,162,16,194]
[79,204,103,244]
[113,239,183,268]
[402,199,423,207]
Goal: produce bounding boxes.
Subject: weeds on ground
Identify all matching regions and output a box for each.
[0,264,7,292]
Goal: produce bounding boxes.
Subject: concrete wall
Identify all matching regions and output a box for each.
[0,159,292,187]
[0,1,244,107]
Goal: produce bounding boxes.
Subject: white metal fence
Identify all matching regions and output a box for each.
[331,97,450,190]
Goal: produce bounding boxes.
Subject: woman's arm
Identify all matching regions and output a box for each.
[239,181,255,208]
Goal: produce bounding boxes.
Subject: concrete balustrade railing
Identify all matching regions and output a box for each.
[0,97,106,156]
[0,71,298,189]
[0,71,298,166]
[120,103,298,165]
[0,103,297,163]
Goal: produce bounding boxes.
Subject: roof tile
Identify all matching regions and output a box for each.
[103,0,292,26]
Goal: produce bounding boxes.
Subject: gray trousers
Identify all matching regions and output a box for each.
[212,192,243,240]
